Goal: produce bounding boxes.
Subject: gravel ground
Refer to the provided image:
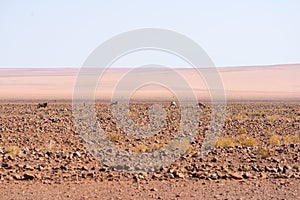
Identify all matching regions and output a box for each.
[0,101,299,199]
[1,179,299,200]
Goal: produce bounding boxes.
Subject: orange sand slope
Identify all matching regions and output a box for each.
[0,64,299,101]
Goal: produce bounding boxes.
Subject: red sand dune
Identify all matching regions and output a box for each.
[0,64,299,101]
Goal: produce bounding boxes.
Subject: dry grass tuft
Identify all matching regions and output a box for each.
[133,144,147,153]
[269,135,281,146]
[185,145,196,155]
[267,115,281,122]
[239,127,246,135]
[267,134,300,146]
[216,134,257,148]
[5,146,21,157]
[237,134,257,147]
[265,130,274,137]
[149,143,165,151]
[242,137,257,147]
[234,115,244,121]
[216,137,236,147]
[167,139,191,152]
[107,133,120,142]
[180,139,191,151]
[255,147,271,159]
[282,135,300,145]
[42,140,58,153]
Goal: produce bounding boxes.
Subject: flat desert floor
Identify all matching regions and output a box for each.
[0,65,300,199]
[0,102,299,199]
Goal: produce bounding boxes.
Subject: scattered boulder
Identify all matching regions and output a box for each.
[23,173,35,180]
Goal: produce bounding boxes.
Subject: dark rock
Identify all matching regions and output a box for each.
[265,166,277,173]
[23,173,34,180]
[13,174,23,180]
[73,151,81,158]
[243,172,252,179]
[150,188,158,192]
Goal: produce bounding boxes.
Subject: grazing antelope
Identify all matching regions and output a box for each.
[110,101,118,106]
[170,100,177,108]
[37,102,48,109]
[198,102,206,109]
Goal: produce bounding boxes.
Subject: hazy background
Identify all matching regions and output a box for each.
[0,0,299,68]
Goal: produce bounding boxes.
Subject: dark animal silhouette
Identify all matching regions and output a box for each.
[110,101,118,106]
[170,100,177,108]
[198,102,206,108]
[37,102,48,109]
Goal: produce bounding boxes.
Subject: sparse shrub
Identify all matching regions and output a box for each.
[5,146,21,157]
[237,134,257,147]
[225,117,231,123]
[237,134,246,143]
[167,140,180,150]
[235,115,244,121]
[265,131,274,137]
[42,140,57,153]
[128,111,136,118]
[269,135,281,146]
[167,139,190,152]
[294,135,300,144]
[185,145,195,155]
[107,133,120,142]
[255,147,271,159]
[180,139,190,151]
[243,138,257,147]
[149,143,165,151]
[283,135,300,145]
[216,137,236,147]
[133,144,147,153]
[267,115,281,122]
[239,127,246,135]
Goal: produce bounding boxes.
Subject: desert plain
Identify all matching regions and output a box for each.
[0,64,300,199]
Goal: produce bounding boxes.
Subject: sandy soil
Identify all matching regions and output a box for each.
[1,179,299,200]
[0,64,299,101]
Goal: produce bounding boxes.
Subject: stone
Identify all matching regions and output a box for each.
[13,174,23,180]
[209,173,218,180]
[230,172,243,180]
[24,165,34,171]
[74,151,81,158]
[243,172,252,179]
[265,166,277,173]
[177,172,185,178]
[150,188,158,192]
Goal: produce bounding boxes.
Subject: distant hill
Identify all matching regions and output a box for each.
[0,64,299,101]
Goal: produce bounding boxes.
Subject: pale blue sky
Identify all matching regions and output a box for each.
[0,0,299,68]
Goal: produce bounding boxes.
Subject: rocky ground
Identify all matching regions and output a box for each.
[1,179,299,200]
[0,102,299,199]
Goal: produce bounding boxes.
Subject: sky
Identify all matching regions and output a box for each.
[0,0,299,68]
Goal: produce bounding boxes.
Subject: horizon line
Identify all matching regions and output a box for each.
[0,63,299,70]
